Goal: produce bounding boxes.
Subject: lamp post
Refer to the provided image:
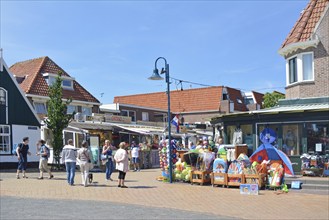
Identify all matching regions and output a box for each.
[148,57,172,183]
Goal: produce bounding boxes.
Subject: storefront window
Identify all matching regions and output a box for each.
[226,124,252,146]
[257,124,280,147]
[282,124,302,156]
[64,131,74,146]
[306,123,329,155]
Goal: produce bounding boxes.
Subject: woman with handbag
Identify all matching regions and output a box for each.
[77,141,92,187]
[102,140,115,181]
[114,142,129,188]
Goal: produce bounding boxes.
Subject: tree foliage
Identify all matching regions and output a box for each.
[44,72,74,164]
[263,91,285,108]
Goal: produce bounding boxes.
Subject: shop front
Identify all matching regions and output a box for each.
[211,98,329,175]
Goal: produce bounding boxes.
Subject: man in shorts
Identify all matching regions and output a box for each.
[130,141,140,172]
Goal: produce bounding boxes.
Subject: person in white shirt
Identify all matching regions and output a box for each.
[114,142,129,188]
[130,141,140,172]
[61,139,77,186]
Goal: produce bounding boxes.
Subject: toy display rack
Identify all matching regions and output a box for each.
[211,173,227,187]
[244,173,267,189]
[190,170,212,185]
[227,174,245,187]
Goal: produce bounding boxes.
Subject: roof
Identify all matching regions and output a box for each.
[252,91,264,107]
[226,87,248,111]
[9,56,100,104]
[114,86,224,113]
[250,102,329,114]
[281,0,329,49]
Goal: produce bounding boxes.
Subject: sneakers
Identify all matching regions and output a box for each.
[22,176,28,179]
[16,175,20,179]
[49,175,54,179]
[118,185,121,187]
[37,177,44,180]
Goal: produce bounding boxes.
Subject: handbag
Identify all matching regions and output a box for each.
[101,154,108,161]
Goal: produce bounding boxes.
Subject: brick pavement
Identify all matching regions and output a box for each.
[1,169,328,220]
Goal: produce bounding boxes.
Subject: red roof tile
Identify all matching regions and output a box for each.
[114,86,224,113]
[281,0,329,48]
[9,56,100,103]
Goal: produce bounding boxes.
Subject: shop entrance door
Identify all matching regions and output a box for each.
[90,135,100,167]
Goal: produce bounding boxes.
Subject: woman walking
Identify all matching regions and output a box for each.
[36,139,54,180]
[16,137,31,179]
[102,140,115,181]
[77,141,92,187]
[114,142,129,188]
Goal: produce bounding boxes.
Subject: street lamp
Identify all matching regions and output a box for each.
[148,57,173,183]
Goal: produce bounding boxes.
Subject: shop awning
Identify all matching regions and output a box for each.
[109,123,166,135]
[250,103,329,114]
[69,121,114,131]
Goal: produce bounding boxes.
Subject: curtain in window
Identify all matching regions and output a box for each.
[302,54,313,80]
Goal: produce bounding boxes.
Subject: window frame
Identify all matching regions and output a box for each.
[0,87,7,105]
[142,112,149,121]
[286,52,314,86]
[33,102,47,114]
[121,109,137,122]
[81,106,92,116]
[67,105,77,114]
[0,125,11,154]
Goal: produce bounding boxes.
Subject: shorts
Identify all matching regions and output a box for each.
[132,157,139,164]
[17,156,28,171]
[118,170,126,180]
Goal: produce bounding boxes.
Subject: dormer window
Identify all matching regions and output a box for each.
[43,73,74,90]
[286,52,314,85]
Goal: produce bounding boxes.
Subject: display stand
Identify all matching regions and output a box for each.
[244,174,266,189]
[227,174,245,187]
[301,168,324,177]
[221,144,248,159]
[211,173,227,187]
[190,170,211,185]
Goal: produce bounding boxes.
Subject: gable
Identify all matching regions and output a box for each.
[0,58,40,126]
[10,56,100,104]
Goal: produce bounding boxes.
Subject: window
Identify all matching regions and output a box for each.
[142,112,149,121]
[289,57,297,84]
[0,88,6,105]
[302,53,313,81]
[46,76,56,86]
[286,52,314,85]
[34,102,47,114]
[244,97,254,105]
[82,107,92,116]
[67,105,77,114]
[0,125,10,154]
[283,124,302,156]
[306,123,329,155]
[121,110,136,122]
[62,79,73,90]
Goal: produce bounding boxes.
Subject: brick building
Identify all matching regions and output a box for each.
[211,0,329,174]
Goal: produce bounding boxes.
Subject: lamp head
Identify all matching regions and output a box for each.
[148,68,164,80]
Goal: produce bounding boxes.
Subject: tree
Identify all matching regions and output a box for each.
[44,72,74,168]
[263,91,285,108]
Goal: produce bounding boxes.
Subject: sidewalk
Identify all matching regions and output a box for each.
[1,169,328,219]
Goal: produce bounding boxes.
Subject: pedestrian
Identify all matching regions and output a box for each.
[102,140,115,181]
[16,137,31,179]
[77,140,92,187]
[189,141,196,150]
[114,142,129,188]
[130,141,140,172]
[36,139,54,180]
[61,139,77,186]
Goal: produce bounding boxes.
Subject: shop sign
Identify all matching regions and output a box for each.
[105,115,132,124]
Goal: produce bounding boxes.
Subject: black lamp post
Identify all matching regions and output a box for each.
[148,57,172,183]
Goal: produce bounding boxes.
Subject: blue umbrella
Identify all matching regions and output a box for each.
[250,143,294,175]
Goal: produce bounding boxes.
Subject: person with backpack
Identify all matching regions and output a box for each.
[16,137,31,179]
[77,140,92,187]
[36,139,54,180]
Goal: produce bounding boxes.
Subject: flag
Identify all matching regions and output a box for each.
[171,115,180,133]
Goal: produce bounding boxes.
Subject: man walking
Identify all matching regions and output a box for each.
[61,139,77,186]
[16,137,31,179]
[36,139,54,180]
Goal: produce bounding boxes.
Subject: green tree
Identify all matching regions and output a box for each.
[44,72,74,168]
[263,91,285,108]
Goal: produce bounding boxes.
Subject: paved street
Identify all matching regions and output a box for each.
[1,169,328,220]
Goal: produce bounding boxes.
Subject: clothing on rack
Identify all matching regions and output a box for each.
[232,129,243,145]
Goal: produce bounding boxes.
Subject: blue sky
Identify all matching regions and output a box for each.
[1,0,308,104]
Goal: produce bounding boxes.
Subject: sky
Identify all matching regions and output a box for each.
[1,0,309,104]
